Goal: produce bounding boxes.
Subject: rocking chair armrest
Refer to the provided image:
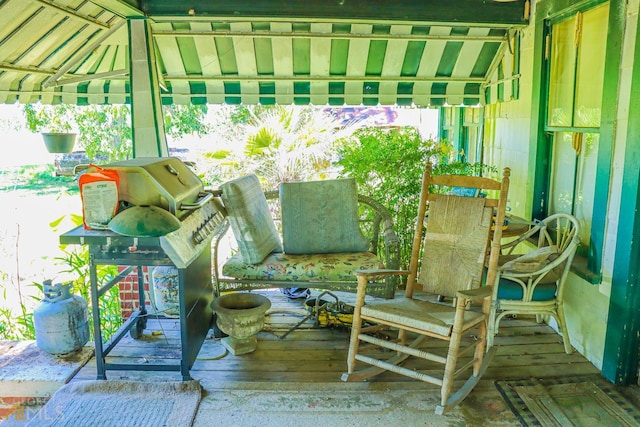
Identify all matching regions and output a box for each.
[457,286,493,301]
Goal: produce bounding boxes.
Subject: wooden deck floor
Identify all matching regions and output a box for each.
[72,289,600,384]
[64,290,640,425]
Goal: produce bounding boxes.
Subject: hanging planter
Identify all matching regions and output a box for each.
[42,132,77,153]
[24,104,79,153]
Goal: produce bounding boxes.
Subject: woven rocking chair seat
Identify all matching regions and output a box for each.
[362,298,486,336]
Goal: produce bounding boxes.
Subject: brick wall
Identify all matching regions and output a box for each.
[117,266,150,318]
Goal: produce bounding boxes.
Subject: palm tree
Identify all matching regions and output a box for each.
[210,105,361,190]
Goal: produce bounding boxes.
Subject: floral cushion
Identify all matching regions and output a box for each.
[279,178,369,254]
[222,251,384,282]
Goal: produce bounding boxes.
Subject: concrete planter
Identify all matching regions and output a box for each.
[211,293,271,355]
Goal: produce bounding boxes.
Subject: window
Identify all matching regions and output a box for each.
[440,106,483,164]
[545,3,609,264]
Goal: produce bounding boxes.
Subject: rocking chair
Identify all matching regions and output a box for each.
[341,162,510,414]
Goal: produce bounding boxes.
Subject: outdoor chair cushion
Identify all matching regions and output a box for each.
[501,245,558,273]
[496,280,558,301]
[220,174,282,265]
[280,178,369,254]
[222,251,383,282]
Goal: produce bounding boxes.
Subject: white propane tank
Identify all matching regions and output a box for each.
[34,280,90,356]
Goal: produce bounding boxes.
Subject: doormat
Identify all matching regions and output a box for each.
[495,375,640,426]
[26,380,202,427]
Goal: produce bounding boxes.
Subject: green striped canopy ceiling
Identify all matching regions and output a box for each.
[0,0,528,106]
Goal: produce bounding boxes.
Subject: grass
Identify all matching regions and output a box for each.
[0,164,78,195]
[0,165,122,341]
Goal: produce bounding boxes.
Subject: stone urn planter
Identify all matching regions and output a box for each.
[211,293,271,355]
[42,132,77,153]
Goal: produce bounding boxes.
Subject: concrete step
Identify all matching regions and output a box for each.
[0,341,93,424]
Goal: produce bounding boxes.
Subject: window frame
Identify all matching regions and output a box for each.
[439,106,484,164]
[536,0,612,283]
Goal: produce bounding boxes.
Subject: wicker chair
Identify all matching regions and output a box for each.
[341,162,510,414]
[488,213,580,353]
[212,185,400,299]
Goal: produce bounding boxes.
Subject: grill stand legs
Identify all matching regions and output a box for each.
[88,246,213,381]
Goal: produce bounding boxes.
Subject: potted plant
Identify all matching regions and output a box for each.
[24,103,78,153]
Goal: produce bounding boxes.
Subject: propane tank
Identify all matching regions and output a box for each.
[34,280,90,356]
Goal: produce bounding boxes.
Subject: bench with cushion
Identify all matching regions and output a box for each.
[212,174,400,299]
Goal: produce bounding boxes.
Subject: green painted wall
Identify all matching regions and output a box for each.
[601,0,640,384]
[481,0,640,371]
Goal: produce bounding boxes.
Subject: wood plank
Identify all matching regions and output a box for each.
[70,289,603,391]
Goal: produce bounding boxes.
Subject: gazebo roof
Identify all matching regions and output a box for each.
[0,0,528,106]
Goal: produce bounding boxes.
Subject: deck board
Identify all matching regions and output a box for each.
[72,289,601,385]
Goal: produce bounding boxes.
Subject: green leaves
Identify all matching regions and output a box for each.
[209,105,360,190]
[163,104,210,138]
[23,103,211,163]
[24,103,77,133]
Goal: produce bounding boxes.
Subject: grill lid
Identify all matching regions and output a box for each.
[96,157,204,219]
[108,205,181,237]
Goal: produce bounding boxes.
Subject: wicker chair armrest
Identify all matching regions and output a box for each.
[457,286,493,301]
[356,193,400,270]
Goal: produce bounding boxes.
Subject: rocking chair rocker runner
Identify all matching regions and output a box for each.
[341,162,510,414]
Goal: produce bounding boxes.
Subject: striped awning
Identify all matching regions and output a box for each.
[0,0,528,106]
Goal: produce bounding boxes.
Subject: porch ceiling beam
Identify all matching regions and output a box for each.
[42,20,127,88]
[52,69,129,87]
[31,0,111,29]
[23,73,487,84]
[152,30,507,43]
[0,62,54,75]
[166,75,486,83]
[139,0,528,26]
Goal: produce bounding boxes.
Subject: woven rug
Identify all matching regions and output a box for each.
[26,380,202,427]
[495,375,640,426]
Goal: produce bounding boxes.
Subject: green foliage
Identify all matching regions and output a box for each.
[163,104,211,138]
[23,103,210,163]
[336,126,497,273]
[336,127,448,271]
[24,104,77,133]
[52,214,123,341]
[0,212,124,342]
[207,105,360,190]
[75,105,132,162]
[435,160,499,178]
[0,279,40,340]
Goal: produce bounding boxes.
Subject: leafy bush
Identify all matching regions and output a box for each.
[0,213,124,342]
[23,104,210,163]
[336,126,497,275]
[0,279,39,340]
[202,105,359,189]
[51,214,123,341]
[336,127,448,272]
